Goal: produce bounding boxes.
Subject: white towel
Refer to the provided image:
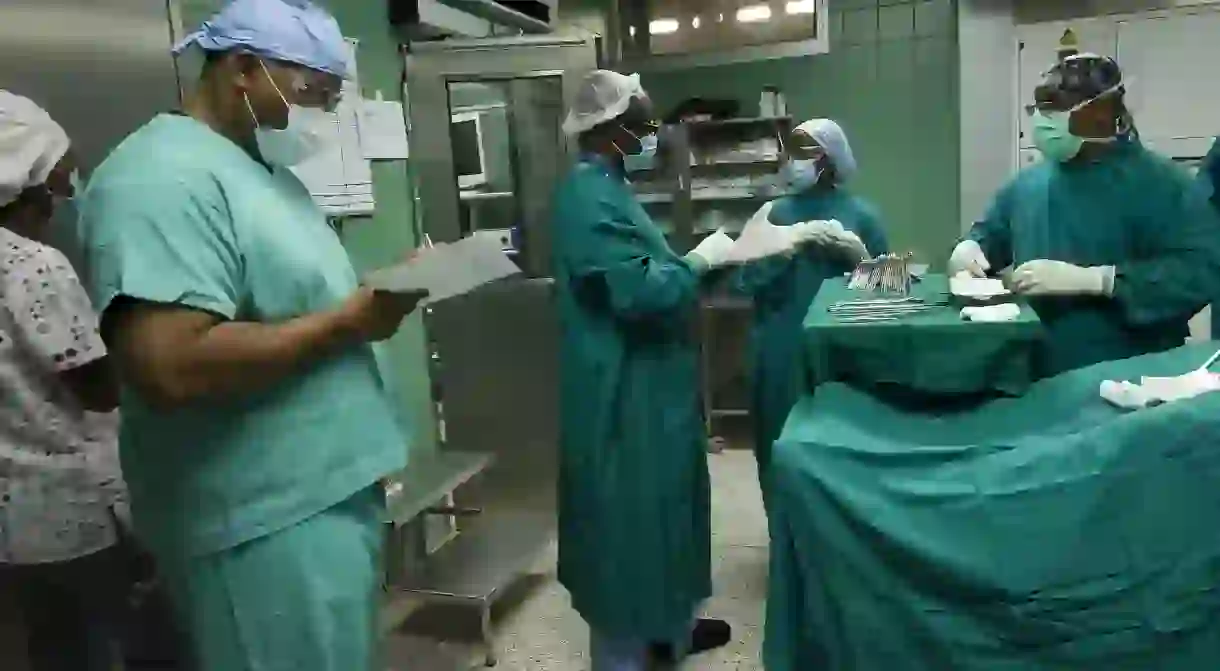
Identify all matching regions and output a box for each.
[1099,369,1220,410]
[960,303,1021,323]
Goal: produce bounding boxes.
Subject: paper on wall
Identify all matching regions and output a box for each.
[359,94,410,161]
[364,234,521,304]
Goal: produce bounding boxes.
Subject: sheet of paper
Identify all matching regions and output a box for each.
[364,235,521,304]
[724,204,798,263]
[359,98,410,160]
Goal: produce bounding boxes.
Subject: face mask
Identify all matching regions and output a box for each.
[246,62,336,167]
[1030,110,1086,162]
[784,158,823,191]
[1029,86,1121,162]
[617,126,659,173]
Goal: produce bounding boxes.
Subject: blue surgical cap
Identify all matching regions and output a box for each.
[795,118,858,182]
[173,0,350,78]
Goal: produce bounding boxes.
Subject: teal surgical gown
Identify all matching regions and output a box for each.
[1194,136,1220,337]
[732,189,888,479]
[75,114,404,671]
[552,155,712,640]
[969,141,1220,376]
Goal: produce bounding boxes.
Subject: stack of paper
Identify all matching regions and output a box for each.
[364,234,521,305]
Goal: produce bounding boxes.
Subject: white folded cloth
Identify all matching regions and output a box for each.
[1099,369,1220,410]
[960,303,1021,322]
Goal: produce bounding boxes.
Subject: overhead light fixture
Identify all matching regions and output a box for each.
[736,5,773,23]
[649,18,680,34]
[692,16,701,29]
[786,0,816,14]
[629,25,636,37]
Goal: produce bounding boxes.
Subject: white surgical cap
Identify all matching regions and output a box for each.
[173,0,350,78]
[795,118,857,182]
[563,70,646,137]
[0,91,70,208]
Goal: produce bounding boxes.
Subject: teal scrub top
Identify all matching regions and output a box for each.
[968,142,1220,376]
[732,189,888,474]
[552,155,712,639]
[1194,137,1220,337]
[75,114,406,557]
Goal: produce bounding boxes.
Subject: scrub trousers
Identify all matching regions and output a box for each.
[159,487,384,671]
[0,545,126,671]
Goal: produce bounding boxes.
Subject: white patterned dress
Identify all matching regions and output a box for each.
[0,227,123,564]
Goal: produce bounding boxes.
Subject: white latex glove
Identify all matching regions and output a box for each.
[948,240,990,278]
[1010,259,1114,297]
[790,220,839,246]
[827,229,869,262]
[686,228,737,269]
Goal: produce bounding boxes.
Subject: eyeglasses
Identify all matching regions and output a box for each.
[292,81,343,112]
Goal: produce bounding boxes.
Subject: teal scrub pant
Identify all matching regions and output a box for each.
[159,487,384,671]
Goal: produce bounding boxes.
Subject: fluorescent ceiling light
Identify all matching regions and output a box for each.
[649,18,680,34]
[786,0,816,14]
[737,5,772,23]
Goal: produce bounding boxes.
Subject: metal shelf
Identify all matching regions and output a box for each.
[460,190,515,202]
[383,451,492,526]
[390,510,553,666]
[703,296,753,310]
[685,115,793,130]
[393,511,551,600]
[637,186,777,204]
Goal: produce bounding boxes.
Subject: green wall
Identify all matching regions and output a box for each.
[179,0,436,458]
[641,0,961,265]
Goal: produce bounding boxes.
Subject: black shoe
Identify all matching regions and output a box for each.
[648,618,733,661]
[689,618,732,655]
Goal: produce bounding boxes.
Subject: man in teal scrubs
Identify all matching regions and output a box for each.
[951,54,1220,375]
[72,1,424,669]
[552,70,736,671]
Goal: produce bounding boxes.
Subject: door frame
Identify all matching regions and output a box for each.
[405,36,598,277]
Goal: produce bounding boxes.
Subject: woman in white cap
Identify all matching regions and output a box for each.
[72,1,425,669]
[733,118,888,509]
[0,89,127,670]
[552,69,736,671]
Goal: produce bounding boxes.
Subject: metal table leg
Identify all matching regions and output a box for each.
[481,604,497,666]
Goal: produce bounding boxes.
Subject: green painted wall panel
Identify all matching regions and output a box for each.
[641,0,961,266]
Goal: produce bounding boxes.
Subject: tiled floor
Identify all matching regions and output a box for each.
[388,450,768,670]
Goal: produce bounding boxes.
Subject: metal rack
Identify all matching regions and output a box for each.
[636,116,793,440]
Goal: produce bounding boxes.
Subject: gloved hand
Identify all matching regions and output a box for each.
[790,219,839,246]
[792,220,869,262]
[827,228,869,262]
[1011,259,1115,297]
[948,240,990,278]
[686,228,737,269]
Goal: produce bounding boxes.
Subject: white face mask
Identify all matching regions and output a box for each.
[245,62,336,167]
